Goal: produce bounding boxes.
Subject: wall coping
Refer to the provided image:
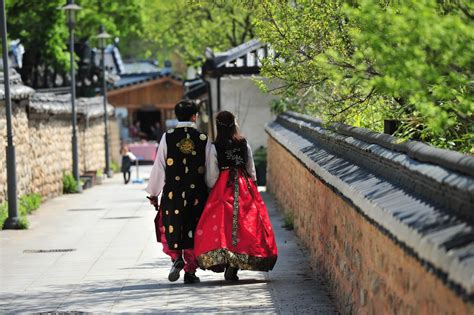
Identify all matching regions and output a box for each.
[285,111,474,177]
[0,69,35,100]
[30,93,114,119]
[266,112,474,299]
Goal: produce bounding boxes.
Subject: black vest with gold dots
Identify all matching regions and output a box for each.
[160,126,208,250]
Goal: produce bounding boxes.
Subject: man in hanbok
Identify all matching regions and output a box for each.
[146,100,210,284]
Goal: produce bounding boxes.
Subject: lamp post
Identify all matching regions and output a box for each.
[97,26,112,178]
[61,0,82,191]
[1,0,19,228]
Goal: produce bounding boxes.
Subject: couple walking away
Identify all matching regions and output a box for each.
[146,100,278,284]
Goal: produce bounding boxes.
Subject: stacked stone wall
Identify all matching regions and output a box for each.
[0,98,119,204]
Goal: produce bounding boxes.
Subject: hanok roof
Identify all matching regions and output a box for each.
[111,72,182,90]
[202,39,269,77]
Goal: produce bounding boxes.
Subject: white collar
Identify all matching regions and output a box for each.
[176,121,196,129]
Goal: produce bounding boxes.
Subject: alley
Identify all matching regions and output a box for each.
[0,166,336,314]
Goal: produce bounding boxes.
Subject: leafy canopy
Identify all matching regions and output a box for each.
[255,0,473,153]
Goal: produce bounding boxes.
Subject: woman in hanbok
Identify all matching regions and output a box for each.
[194,111,278,281]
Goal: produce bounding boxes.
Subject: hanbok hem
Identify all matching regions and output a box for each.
[197,248,277,272]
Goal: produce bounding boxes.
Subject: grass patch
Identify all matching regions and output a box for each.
[0,193,43,230]
[282,211,294,231]
[0,203,7,230]
[20,193,42,214]
[63,172,78,193]
[110,161,120,173]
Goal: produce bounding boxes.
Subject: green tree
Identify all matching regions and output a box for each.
[144,0,257,67]
[5,0,145,88]
[255,0,473,153]
[6,0,69,87]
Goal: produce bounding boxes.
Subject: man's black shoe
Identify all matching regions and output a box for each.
[224,266,239,281]
[184,272,200,284]
[168,257,185,282]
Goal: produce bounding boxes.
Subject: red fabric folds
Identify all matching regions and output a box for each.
[194,169,278,271]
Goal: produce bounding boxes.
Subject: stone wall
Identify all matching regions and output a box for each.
[266,112,474,314]
[0,74,120,203]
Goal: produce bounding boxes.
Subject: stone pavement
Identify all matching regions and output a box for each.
[0,166,336,314]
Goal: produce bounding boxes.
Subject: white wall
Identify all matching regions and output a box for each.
[210,76,279,150]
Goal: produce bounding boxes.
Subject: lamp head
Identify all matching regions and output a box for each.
[61,1,81,26]
[97,26,112,49]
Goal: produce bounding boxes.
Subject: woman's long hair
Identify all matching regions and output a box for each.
[214,111,244,147]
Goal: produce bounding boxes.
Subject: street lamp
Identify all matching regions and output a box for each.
[97,25,112,178]
[61,0,82,192]
[1,0,19,228]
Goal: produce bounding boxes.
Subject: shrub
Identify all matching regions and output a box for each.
[17,216,29,229]
[96,169,103,178]
[110,161,120,173]
[0,203,7,230]
[0,202,30,230]
[254,146,267,166]
[282,211,294,231]
[63,173,78,194]
[19,193,42,214]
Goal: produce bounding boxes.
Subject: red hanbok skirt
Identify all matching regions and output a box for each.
[194,169,278,272]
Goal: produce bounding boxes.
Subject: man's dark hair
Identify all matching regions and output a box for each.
[175,99,198,121]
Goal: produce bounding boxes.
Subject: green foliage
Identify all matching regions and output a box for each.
[0,203,7,230]
[144,0,257,67]
[63,173,78,194]
[0,195,36,230]
[253,146,267,166]
[255,0,473,153]
[282,211,294,231]
[19,193,42,215]
[110,161,120,173]
[5,0,145,83]
[76,0,145,49]
[17,216,29,230]
[6,0,69,71]
[96,169,103,178]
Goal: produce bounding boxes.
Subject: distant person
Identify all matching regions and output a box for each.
[194,111,278,281]
[130,121,147,141]
[120,144,136,184]
[146,100,210,284]
[151,121,163,142]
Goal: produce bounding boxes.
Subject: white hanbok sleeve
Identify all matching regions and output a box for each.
[205,144,220,189]
[146,134,167,196]
[246,143,257,182]
[127,151,137,161]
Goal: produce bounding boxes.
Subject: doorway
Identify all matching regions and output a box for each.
[135,108,162,141]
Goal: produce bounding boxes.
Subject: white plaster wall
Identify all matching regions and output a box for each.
[211,76,279,150]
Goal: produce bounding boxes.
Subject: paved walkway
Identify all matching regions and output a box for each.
[0,166,336,314]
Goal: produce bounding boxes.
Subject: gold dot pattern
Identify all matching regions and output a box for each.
[169,225,174,233]
[190,184,195,189]
[174,243,178,248]
[192,151,196,155]
[168,192,173,199]
[165,210,169,215]
[198,166,205,174]
[185,166,189,174]
[166,158,174,166]
[199,134,207,141]
[183,158,187,165]
[175,209,179,214]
